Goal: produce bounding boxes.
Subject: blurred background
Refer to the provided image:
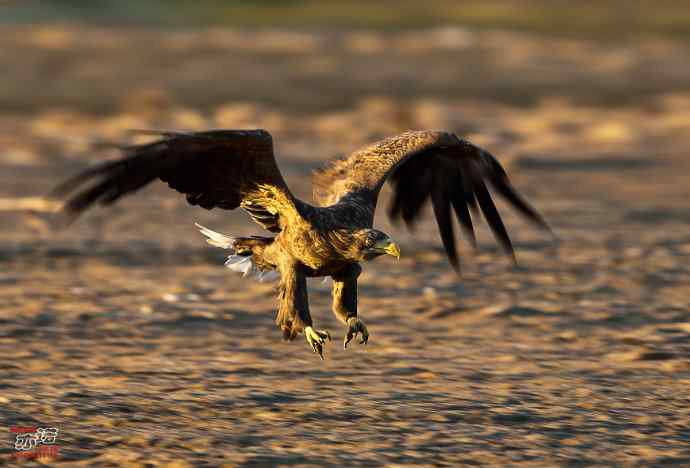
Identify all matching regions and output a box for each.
[3,1,690,465]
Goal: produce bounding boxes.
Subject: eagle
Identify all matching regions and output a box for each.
[51,129,550,359]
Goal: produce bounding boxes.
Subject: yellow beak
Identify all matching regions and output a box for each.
[386,242,401,260]
[374,239,400,260]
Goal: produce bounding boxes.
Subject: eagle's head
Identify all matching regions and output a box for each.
[351,228,401,262]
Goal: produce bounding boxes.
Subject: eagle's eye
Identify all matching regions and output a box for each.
[364,237,375,248]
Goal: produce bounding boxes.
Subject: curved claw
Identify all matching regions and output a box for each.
[344,317,369,349]
[304,326,331,360]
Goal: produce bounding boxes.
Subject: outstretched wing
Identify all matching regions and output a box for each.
[312,130,551,270]
[51,129,298,232]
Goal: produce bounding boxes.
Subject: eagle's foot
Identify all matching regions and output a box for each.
[304,326,331,360]
[344,317,369,349]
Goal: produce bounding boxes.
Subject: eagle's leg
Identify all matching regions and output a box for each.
[331,263,369,349]
[277,262,330,359]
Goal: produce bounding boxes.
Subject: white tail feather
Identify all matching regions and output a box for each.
[224,254,279,283]
[195,223,235,249]
[198,223,278,283]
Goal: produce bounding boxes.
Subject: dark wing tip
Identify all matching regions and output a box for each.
[470,148,557,260]
[48,160,117,200]
[48,157,146,223]
[491,174,556,238]
[477,150,552,234]
[450,191,477,250]
[47,175,105,226]
[430,186,461,273]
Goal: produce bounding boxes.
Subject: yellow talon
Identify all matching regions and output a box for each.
[304,326,331,359]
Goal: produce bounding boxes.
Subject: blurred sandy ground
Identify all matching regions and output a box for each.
[2,2,690,466]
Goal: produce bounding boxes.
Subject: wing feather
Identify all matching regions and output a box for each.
[51,129,298,231]
[450,189,477,249]
[312,130,551,270]
[430,182,459,271]
[473,179,515,262]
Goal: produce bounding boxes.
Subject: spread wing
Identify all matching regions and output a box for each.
[313,130,551,270]
[51,129,297,232]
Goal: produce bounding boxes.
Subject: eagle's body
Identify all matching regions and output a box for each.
[52,129,550,358]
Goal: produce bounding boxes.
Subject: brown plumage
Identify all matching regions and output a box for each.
[51,129,551,359]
